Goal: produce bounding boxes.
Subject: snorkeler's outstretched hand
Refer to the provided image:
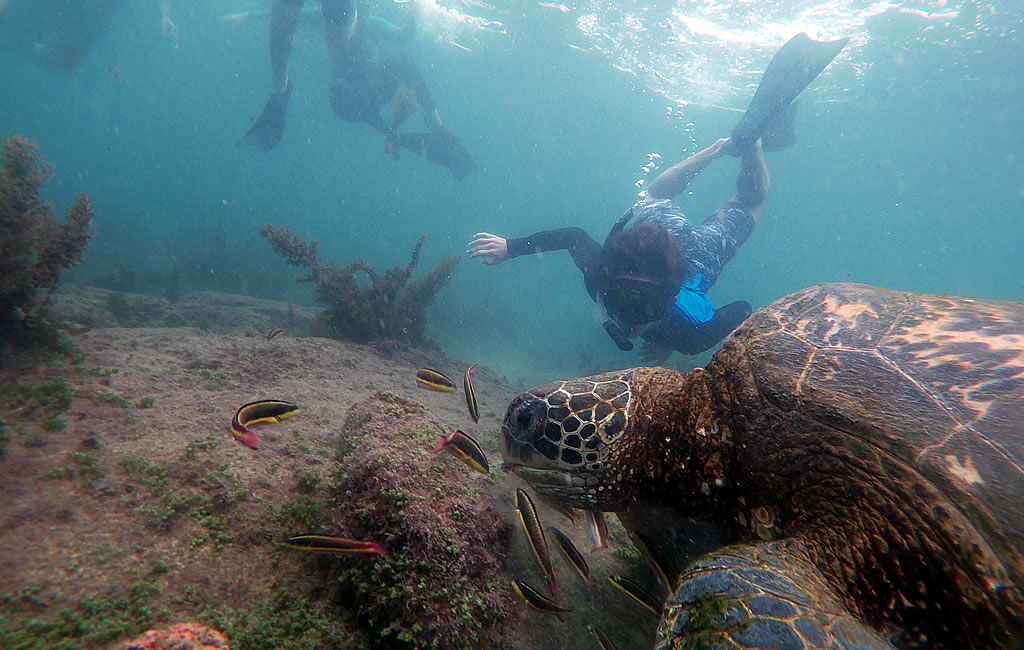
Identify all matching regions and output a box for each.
[639,340,672,365]
[467,233,509,265]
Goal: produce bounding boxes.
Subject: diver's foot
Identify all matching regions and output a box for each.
[425,108,443,133]
[385,129,402,160]
[238,80,293,151]
[722,135,762,158]
[721,137,743,157]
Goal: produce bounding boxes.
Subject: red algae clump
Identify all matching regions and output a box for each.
[109,622,229,650]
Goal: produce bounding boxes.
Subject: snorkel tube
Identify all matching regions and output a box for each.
[600,208,637,351]
[602,315,634,351]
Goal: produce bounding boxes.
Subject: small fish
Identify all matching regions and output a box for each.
[515,488,558,597]
[510,580,571,622]
[607,575,663,616]
[266,327,286,340]
[584,509,609,552]
[230,399,299,449]
[549,526,593,589]
[283,534,386,555]
[463,364,480,423]
[629,528,671,597]
[589,626,618,650]
[429,430,489,474]
[415,368,457,393]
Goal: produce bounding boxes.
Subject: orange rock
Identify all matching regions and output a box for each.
[109,621,229,650]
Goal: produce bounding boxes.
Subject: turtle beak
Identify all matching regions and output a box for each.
[505,464,575,487]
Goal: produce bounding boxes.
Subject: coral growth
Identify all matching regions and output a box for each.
[260,225,458,344]
[0,134,94,350]
[314,392,516,648]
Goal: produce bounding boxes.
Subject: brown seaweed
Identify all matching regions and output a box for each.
[260,225,458,345]
[0,134,94,352]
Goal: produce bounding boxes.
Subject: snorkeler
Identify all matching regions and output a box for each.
[468,33,848,360]
[238,0,476,179]
[0,0,178,71]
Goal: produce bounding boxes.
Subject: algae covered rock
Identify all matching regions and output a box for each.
[317,392,516,648]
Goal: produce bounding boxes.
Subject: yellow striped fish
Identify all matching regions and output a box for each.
[550,526,592,589]
[231,399,299,449]
[415,367,457,392]
[589,626,618,650]
[511,580,570,622]
[608,575,663,616]
[463,364,480,422]
[283,534,385,555]
[515,488,558,597]
[585,509,608,552]
[429,430,489,474]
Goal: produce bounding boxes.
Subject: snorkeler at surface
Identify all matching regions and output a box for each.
[238,0,476,179]
[467,33,848,361]
[0,0,178,71]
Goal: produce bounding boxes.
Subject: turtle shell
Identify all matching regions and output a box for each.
[729,282,1024,588]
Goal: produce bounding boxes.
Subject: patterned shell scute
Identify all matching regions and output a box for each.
[885,293,1024,586]
[772,282,909,350]
[546,375,633,447]
[527,372,637,476]
[745,283,1024,587]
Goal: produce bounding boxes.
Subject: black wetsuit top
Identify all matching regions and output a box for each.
[506,228,751,355]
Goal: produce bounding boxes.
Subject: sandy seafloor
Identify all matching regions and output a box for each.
[0,286,658,649]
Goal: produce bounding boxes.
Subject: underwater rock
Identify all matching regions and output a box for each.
[317,392,517,648]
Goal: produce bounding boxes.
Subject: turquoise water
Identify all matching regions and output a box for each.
[2,0,1021,385]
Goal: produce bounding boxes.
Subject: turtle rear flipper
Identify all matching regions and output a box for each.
[660,540,894,649]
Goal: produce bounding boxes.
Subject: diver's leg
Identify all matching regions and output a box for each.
[238,0,302,149]
[732,139,768,218]
[643,138,728,202]
[321,0,358,77]
[270,0,304,94]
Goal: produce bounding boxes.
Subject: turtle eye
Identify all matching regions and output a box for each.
[517,409,532,431]
[513,396,548,442]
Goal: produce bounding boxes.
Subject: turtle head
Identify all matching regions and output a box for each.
[503,366,724,514]
[501,370,637,511]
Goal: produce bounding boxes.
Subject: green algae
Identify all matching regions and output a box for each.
[0,581,160,650]
[196,588,349,650]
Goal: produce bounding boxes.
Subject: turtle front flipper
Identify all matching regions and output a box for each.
[657,540,895,650]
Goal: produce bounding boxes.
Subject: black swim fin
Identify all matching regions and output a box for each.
[238,81,293,151]
[400,126,478,180]
[724,33,849,156]
[760,99,798,152]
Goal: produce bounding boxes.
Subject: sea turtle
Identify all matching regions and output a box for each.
[500,283,1023,648]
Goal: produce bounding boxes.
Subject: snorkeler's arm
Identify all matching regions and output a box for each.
[507,228,602,264]
[646,299,752,355]
[643,138,729,202]
[506,228,604,296]
[471,228,602,288]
